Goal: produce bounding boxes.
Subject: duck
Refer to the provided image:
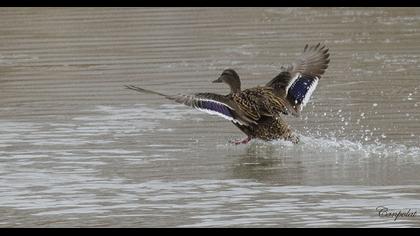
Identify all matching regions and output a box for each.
[126,43,330,144]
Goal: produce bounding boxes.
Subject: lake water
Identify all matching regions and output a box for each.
[1,7,420,227]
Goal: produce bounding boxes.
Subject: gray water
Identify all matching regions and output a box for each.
[1,7,420,227]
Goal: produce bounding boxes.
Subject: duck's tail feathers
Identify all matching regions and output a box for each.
[125,85,169,98]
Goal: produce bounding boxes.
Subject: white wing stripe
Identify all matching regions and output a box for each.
[191,97,244,125]
[301,77,319,107]
[194,98,234,110]
[285,73,300,95]
[196,107,244,125]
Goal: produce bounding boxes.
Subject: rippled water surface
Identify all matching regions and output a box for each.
[1,8,420,227]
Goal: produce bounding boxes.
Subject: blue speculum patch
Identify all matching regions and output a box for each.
[200,100,233,117]
[289,75,314,104]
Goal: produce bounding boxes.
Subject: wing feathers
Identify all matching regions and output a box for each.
[292,43,330,78]
[266,43,330,116]
[287,74,319,111]
[125,85,251,125]
[167,94,248,125]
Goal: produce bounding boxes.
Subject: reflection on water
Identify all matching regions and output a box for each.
[1,8,420,227]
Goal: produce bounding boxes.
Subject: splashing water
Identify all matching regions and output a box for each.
[262,134,420,158]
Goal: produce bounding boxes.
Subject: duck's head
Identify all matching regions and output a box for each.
[213,69,241,93]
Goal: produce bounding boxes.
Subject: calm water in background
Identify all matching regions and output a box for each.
[1,7,420,227]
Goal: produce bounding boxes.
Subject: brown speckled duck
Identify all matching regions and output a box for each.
[126,43,330,144]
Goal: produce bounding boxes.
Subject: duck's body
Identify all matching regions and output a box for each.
[233,115,298,144]
[126,43,330,144]
[224,87,298,144]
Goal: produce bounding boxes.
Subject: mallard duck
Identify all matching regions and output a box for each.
[126,43,330,144]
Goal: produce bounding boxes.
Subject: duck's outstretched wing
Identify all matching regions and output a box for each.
[266,43,330,117]
[125,85,257,126]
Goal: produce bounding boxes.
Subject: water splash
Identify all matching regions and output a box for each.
[265,135,420,158]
